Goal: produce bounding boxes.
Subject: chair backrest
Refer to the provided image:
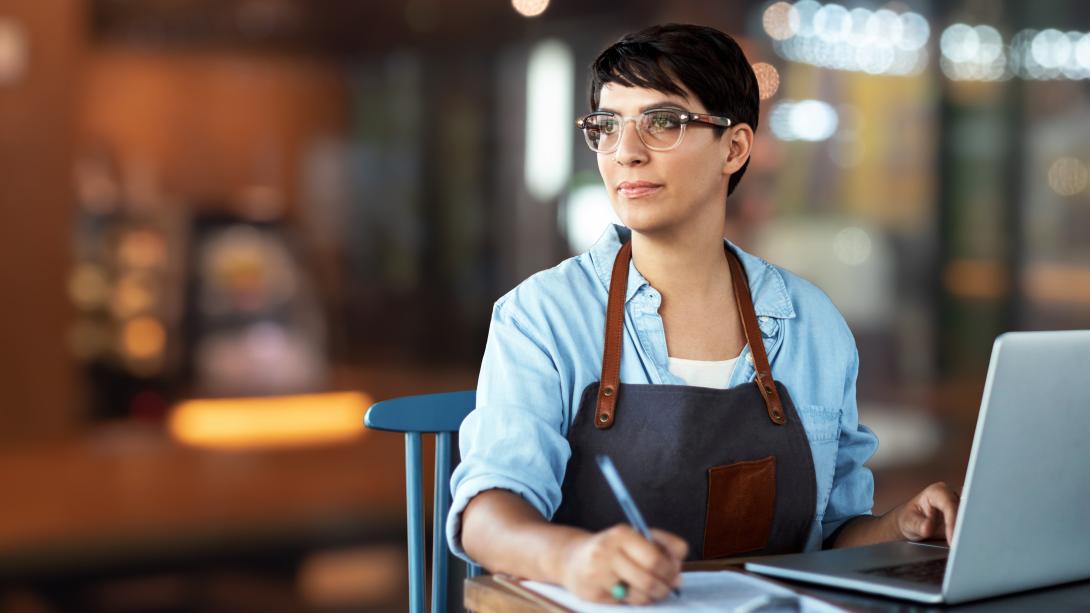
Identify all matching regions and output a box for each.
[364,390,481,613]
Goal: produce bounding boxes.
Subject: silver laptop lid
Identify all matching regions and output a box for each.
[944,330,1090,604]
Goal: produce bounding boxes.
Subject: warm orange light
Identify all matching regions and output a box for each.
[1024,262,1090,306]
[943,259,1008,299]
[112,274,156,317]
[118,229,167,269]
[169,392,371,449]
[121,316,166,359]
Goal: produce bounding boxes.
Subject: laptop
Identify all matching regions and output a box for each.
[746,330,1090,604]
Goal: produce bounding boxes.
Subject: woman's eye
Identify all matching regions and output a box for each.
[650,113,678,129]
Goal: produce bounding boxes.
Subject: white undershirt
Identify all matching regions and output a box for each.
[667,354,741,390]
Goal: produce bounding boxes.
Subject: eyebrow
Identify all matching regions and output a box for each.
[597,101,688,114]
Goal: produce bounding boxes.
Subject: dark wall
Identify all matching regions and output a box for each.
[0,1,85,441]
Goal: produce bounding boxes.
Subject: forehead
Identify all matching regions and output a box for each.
[597,82,705,113]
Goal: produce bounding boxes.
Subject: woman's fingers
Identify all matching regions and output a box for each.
[570,526,680,605]
[935,485,959,543]
[905,482,961,542]
[561,526,683,604]
[617,529,682,587]
[921,506,944,539]
[904,508,931,540]
[610,547,673,604]
[650,528,689,562]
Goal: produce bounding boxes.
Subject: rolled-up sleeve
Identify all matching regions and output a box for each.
[446,298,572,563]
[821,342,879,543]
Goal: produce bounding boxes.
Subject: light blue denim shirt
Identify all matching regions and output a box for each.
[447,224,878,562]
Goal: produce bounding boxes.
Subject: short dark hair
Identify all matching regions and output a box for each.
[589,23,759,197]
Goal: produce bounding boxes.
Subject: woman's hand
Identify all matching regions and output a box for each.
[556,525,688,605]
[893,481,961,544]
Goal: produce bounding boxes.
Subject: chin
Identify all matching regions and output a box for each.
[617,213,673,236]
[613,201,670,231]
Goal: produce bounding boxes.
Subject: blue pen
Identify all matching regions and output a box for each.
[596,454,682,598]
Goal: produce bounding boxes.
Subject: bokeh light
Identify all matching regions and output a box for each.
[0,18,29,85]
[121,315,167,360]
[111,274,157,318]
[1010,27,1090,80]
[561,182,619,256]
[169,392,370,449]
[833,227,873,266]
[769,1,929,76]
[1032,29,1071,69]
[1047,157,1090,196]
[770,99,839,142]
[763,2,800,41]
[118,230,167,270]
[752,62,781,100]
[941,24,979,64]
[511,0,548,18]
[940,23,1009,81]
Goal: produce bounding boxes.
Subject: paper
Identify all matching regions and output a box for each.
[520,571,846,612]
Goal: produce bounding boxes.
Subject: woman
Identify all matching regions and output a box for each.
[447,23,959,605]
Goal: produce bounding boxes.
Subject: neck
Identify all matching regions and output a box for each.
[629,214,732,305]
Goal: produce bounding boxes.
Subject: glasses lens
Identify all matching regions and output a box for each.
[639,110,683,149]
[582,114,620,152]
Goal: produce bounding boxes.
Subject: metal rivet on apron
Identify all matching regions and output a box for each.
[598,413,608,423]
[603,386,614,397]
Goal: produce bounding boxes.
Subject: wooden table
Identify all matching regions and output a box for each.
[0,422,411,580]
[465,557,1090,612]
[0,361,480,582]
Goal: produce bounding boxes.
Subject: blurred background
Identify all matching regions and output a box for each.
[1,0,1089,610]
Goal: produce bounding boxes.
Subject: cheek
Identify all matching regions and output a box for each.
[597,156,617,200]
[679,151,725,192]
[596,155,612,182]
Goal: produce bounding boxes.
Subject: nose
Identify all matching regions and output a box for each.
[613,117,648,166]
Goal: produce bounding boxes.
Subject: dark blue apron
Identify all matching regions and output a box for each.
[552,237,818,559]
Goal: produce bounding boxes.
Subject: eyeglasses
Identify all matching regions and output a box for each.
[575,108,734,154]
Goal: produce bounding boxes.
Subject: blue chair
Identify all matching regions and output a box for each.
[364,391,483,613]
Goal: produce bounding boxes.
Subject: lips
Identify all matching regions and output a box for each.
[617,181,664,199]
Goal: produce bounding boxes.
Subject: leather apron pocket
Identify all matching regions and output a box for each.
[702,456,776,559]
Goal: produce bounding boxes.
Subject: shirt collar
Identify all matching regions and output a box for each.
[588,224,796,320]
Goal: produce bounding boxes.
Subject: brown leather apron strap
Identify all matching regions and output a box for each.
[727,248,787,425]
[595,237,786,428]
[594,239,632,429]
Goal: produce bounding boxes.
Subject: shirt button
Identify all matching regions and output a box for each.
[746,353,755,365]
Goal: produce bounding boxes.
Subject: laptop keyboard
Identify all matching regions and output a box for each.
[861,557,948,584]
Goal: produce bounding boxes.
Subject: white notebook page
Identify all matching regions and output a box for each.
[521,570,846,612]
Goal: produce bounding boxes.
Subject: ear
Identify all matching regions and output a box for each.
[719,124,754,177]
